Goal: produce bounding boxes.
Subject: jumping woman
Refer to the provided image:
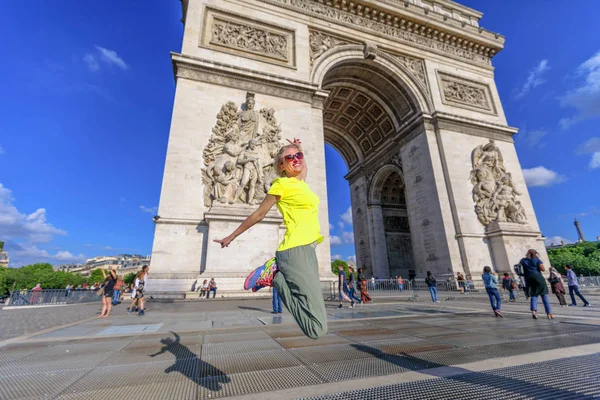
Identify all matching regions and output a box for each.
[215,138,327,339]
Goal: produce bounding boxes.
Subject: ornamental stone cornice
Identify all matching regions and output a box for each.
[431,111,517,143]
[255,0,503,67]
[171,53,319,103]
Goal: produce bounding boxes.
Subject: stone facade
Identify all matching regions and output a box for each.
[150,0,548,292]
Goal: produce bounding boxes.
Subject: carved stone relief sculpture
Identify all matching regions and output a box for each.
[309,31,349,65]
[470,140,527,226]
[438,73,496,114]
[202,92,284,207]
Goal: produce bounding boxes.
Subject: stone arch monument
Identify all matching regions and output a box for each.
[150,0,547,292]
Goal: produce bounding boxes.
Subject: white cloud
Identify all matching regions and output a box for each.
[95,46,129,70]
[330,235,342,246]
[6,242,86,266]
[347,255,356,263]
[514,59,550,99]
[559,51,600,129]
[0,183,66,243]
[84,46,129,72]
[338,221,344,229]
[329,223,334,230]
[340,207,353,225]
[589,153,600,169]
[522,166,566,187]
[331,254,342,260]
[544,236,574,246]
[576,137,600,169]
[139,205,158,214]
[0,144,5,154]
[83,53,100,72]
[342,231,354,244]
[518,129,547,148]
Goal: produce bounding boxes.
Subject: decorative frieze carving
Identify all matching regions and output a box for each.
[438,73,496,114]
[470,140,527,226]
[384,216,410,232]
[202,8,295,68]
[258,0,493,66]
[388,54,427,88]
[202,92,284,207]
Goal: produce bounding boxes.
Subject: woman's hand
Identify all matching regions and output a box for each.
[287,138,302,151]
[214,235,234,248]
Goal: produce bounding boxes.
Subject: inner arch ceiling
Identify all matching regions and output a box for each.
[322,61,418,169]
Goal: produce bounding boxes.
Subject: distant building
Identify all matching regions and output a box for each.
[574,218,586,243]
[0,241,8,268]
[56,254,151,276]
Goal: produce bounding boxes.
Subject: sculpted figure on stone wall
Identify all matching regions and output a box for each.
[470,140,526,226]
[202,93,283,207]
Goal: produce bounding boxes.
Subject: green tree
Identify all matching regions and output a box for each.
[547,242,600,276]
[123,272,136,286]
[331,259,350,277]
[88,268,106,285]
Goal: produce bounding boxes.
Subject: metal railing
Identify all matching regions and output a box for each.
[6,289,102,306]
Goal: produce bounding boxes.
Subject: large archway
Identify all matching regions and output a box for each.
[320,55,422,279]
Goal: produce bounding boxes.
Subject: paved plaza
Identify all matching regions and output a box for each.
[1,294,600,399]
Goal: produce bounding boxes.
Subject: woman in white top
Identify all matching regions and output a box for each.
[128,265,149,315]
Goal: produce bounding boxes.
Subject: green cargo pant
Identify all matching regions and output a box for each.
[273,243,328,339]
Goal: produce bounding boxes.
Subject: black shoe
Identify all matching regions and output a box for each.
[271,311,278,314]
[337,304,343,309]
[568,304,577,307]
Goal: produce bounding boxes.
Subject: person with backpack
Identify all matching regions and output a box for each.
[425,271,439,303]
[519,249,554,319]
[502,273,517,302]
[482,266,502,317]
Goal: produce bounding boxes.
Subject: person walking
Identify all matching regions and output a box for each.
[208,278,217,298]
[99,268,117,318]
[214,138,328,339]
[270,287,283,314]
[565,265,590,307]
[347,266,362,305]
[336,264,352,309]
[501,273,517,302]
[357,267,371,304]
[425,271,439,303]
[548,267,567,307]
[482,267,502,317]
[112,275,123,305]
[65,284,71,298]
[519,249,554,319]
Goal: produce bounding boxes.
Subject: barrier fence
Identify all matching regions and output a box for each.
[6,289,102,306]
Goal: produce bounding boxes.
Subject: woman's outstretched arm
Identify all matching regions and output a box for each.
[214,194,278,248]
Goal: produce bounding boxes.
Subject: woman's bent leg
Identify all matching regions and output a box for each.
[274,244,327,340]
[486,288,495,310]
[541,294,552,314]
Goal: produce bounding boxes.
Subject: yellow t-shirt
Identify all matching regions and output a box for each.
[267,177,324,251]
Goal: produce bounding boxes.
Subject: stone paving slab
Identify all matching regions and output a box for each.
[1,297,599,399]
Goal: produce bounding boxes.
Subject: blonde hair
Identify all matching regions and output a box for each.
[274,144,301,177]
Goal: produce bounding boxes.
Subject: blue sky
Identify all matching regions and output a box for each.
[1,1,599,267]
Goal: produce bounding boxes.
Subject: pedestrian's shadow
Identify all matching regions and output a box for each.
[238,306,271,314]
[150,332,230,392]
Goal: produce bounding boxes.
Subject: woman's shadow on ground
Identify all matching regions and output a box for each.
[150,332,230,392]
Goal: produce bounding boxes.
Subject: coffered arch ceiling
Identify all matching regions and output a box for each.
[322,61,419,169]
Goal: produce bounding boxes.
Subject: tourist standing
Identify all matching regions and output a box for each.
[208,278,217,298]
[456,272,466,294]
[397,275,404,292]
[99,268,117,318]
[112,275,123,305]
[214,138,328,339]
[482,267,502,317]
[31,284,42,304]
[501,273,516,302]
[128,265,149,315]
[357,267,371,304]
[347,266,362,305]
[270,287,282,314]
[337,264,352,309]
[565,265,590,307]
[65,284,71,298]
[548,267,567,307]
[425,271,439,303]
[519,250,554,319]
